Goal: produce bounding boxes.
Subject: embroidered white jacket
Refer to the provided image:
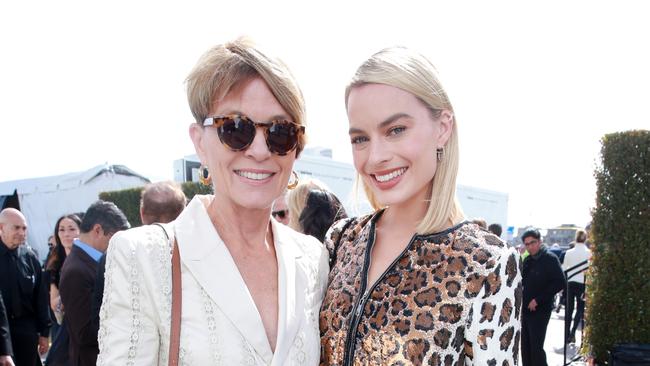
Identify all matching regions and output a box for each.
[97,196,329,366]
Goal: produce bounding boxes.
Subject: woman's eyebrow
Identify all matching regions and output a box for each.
[348,112,412,135]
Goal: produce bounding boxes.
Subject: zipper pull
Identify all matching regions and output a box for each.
[355,292,369,317]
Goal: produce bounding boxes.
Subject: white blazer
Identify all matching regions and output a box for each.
[97,196,329,366]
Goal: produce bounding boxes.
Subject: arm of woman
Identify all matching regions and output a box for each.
[466,246,522,365]
[96,230,161,365]
[49,283,59,313]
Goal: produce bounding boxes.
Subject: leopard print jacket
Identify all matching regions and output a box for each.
[320,212,522,366]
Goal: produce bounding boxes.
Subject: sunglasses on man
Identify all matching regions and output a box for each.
[203,114,304,156]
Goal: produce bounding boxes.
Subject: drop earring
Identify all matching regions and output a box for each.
[199,165,212,185]
[287,171,299,190]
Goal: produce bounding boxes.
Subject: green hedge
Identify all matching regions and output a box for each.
[99,182,213,227]
[585,130,650,363]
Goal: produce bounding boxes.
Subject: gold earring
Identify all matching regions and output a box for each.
[199,165,212,186]
[287,171,299,190]
[436,147,444,162]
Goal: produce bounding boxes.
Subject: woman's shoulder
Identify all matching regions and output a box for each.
[278,223,326,260]
[325,214,373,245]
[433,221,518,266]
[108,224,173,256]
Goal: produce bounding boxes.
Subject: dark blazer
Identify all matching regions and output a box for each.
[0,295,12,357]
[59,245,100,366]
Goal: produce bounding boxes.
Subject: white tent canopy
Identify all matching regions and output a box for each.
[0,164,149,261]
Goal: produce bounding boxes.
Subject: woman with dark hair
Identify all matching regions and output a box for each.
[288,181,347,243]
[44,214,81,366]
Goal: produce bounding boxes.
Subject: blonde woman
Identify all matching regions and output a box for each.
[98,39,328,365]
[320,47,522,365]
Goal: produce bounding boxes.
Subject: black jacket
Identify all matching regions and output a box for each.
[522,245,565,313]
[59,245,100,366]
[0,296,12,356]
[0,240,51,336]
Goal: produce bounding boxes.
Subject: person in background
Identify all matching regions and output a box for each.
[0,208,50,366]
[0,296,15,366]
[562,229,591,344]
[471,217,488,230]
[520,228,565,366]
[44,214,82,366]
[271,191,291,225]
[287,181,347,242]
[320,46,522,365]
[139,181,187,225]
[59,201,129,366]
[488,223,502,238]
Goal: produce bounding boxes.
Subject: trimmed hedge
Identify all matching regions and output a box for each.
[585,130,650,363]
[99,182,213,227]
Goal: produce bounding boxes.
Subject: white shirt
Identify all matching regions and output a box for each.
[562,243,591,284]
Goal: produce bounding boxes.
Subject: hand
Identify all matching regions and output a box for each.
[38,336,49,355]
[0,355,15,366]
[528,299,538,311]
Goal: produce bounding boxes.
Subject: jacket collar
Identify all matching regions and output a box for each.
[173,195,304,364]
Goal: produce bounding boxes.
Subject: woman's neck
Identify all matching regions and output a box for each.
[378,194,429,235]
[205,194,273,250]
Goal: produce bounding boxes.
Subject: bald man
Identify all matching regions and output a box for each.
[0,209,50,366]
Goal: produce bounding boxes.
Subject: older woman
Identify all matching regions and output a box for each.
[320,47,522,365]
[97,38,328,365]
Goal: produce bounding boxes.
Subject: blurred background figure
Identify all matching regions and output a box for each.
[271,191,290,226]
[0,208,50,366]
[139,181,187,225]
[562,229,591,344]
[1,296,15,366]
[471,217,487,230]
[44,214,82,366]
[288,180,347,242]
[488,223,502,238]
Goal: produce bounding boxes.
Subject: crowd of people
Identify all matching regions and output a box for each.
[0,38,591,366]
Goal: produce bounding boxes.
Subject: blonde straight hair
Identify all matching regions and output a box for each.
[345,47,464,234]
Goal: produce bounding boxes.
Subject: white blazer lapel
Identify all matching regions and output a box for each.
[174,197,273,363]
[271,221,305,366]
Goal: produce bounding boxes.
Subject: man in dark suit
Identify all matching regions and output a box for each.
[0,297,15,366]
[59,201,129,366]
[0,208,50,366]
[521,228,565,366]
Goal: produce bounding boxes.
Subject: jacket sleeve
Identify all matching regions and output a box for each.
[535,254,565,306]
[30,253,51,337]
[0,295,13,357]
[89,254,106,341]
[97,231,161,365]
[466,247,522,365]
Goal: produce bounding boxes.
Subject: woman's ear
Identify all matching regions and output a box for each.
[189,123,207,164]
[436,110,454,147]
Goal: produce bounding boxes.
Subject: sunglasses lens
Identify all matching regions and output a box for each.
[273,210,286,219]
[267,122,299,155]
[218,117,255,151]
